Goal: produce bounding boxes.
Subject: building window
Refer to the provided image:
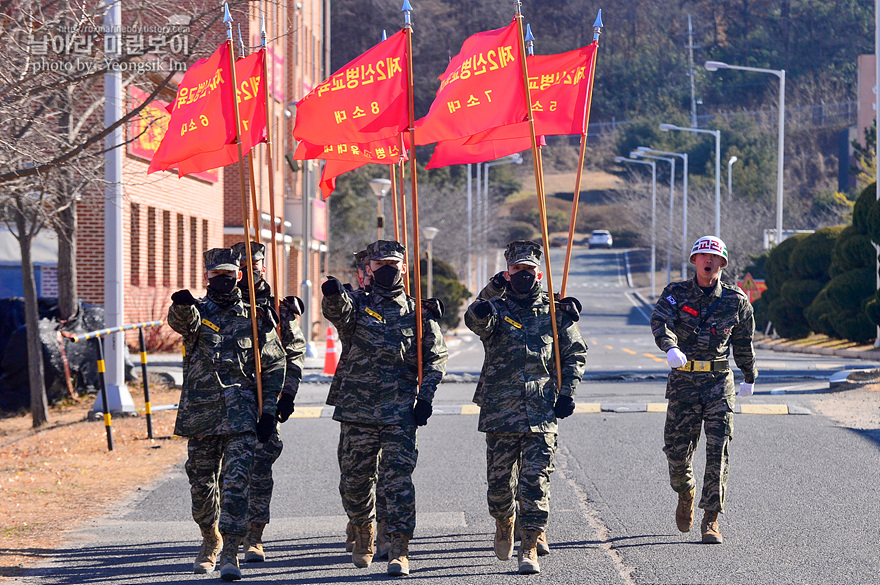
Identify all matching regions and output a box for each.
[190,216,198,288]
[147,207,156,287]
[162,210,171,287]
[131,204,140,286]
[177,214,185,288]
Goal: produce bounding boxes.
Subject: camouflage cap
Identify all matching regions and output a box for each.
[366,240,405,262]
[231,241,265,263]
[354,249,370,269]
[504,240,542,267]
[204,248,241,271]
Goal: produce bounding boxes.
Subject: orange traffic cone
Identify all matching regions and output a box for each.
[323,325,339,375]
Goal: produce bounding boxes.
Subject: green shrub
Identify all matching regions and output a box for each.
[866,292,880,327]
[804,290,836,336]
[780,279,825,309]
[831,228,874,275]
[823,268,874,310]
[768,297,811,339]
[852,182,876,234]
[868,197,880,246]
[788,227,842,280]
[764,233,807,298]
[415,257,471,330]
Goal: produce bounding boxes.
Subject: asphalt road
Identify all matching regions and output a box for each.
[15,247,880,584]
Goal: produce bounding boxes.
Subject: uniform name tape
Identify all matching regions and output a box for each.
[201,319,220,332]
[365,308,383,322]
[504,316,523,329]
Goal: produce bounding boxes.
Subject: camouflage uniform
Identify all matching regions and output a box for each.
[232,242,306,526]
[169,249,286,538]
[465,241,588,532]
[651,276,757,513]
[322,240,448,539]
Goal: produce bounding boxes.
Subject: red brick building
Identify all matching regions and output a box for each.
[76,1,330,349]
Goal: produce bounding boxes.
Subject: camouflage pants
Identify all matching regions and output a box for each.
[247,426,283,525]
[186,432,256,536]
[663,397,734,513]
[338,422,418,537]
[486,432,557,532]
[336,443,387,522]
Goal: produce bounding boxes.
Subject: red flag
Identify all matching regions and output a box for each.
[426,123,542,168]
[148,45,267,177]
[294,133,407,165]
[415,21,528,146]
[293,30,408,145]
[528,43,596,136]
[319,160,367,199]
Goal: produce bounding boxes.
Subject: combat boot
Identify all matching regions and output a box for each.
[676,488,696,533]
[518,529,541,574]
[375,519,391,561]
[493,514,515,560]
[345,520,356,552]
[243,521,266,562]
[351,523,375,568]
[536,531,550,556]
[387,531,410,576]
[701,510,723,544]
[219,534,243,581]
[193,523,222,574]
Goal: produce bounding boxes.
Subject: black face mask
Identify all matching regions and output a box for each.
[371,265,401,289]
[207,274,237,295]
[509,270,537,294]
[239,270,262,290]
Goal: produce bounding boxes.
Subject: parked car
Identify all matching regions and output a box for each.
[588,229,613,249]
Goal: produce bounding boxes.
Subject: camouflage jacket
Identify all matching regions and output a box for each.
[241,279,306,399]
[169,288,286,437]
[465,288,588,434]
[326,285,367,407]
[322,281,448,425]
[651,277,757,401]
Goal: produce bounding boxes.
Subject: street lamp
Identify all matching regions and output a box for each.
[659,123,722,238]
[615,156,657,298]
[480,153,523,284]
[423,226,439,298]
[705,60,785,244]
[633,150,675,285]
[369,178,392,240]
[636,147,690,279]
[727,155,738,200]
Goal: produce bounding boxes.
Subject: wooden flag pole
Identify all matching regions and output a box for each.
[260,17,281,317]
[398,158,410,295]
[403,3,423,386]
[224,4,263,412]
[238,26,263,244]
[390,164,400,241]
[514,2,562,391]
[560,15,602,298]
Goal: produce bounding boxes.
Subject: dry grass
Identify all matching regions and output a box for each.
[0,377,185,581]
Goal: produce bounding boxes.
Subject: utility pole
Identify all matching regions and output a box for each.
[688,15,697,128]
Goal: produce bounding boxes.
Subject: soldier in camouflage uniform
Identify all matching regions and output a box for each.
[168,248,286,581]
[650,235,757,545]
[321,240,448,577]
[465,240,588,575]
[230,242,306,564]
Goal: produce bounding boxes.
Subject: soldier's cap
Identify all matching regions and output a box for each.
[204,248,242,271]
[354,249,370,269]
[366,240,405,262]
[231,241,265,263]
[504,240,542,267]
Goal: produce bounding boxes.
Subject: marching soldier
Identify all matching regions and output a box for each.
[231,242,306,563]
[321,239,448,576]
[168,248,286,581]
[465,240,587,575]
[651,235,757,544]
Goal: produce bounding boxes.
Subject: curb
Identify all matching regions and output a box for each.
[828,368,880,390]
[755,341,880,362]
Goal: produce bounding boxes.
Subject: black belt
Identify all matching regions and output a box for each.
[676,359,729,373]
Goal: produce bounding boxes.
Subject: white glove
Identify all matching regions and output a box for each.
[666,347,687,368]
[738,382,754,396]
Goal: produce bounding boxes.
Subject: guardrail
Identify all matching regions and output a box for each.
[62,320,164,451]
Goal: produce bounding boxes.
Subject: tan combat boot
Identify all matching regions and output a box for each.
[219,534,243,581]
[701,510,723,544]
[351,523,375,568]
[243,521,266,562]
[345,520,356,552]
[193,523,222,574]
[375,519,391,561]
[518,529,541,574]
[536,531,550,556]
[676,488,696,533]
[493,514,515,561]
[387,531,410,576]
